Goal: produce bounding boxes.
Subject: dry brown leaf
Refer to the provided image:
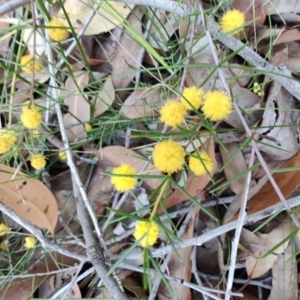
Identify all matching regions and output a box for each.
[98,145,161,191]
[92,76,115,117]
[268,242,297,300]
[111,7,143,89]
[63,71,90,142]
[0,164,58,234]
[121,88,161,119]
[162,139,215,212]
[220,142,248,195]
[56,0,134,35]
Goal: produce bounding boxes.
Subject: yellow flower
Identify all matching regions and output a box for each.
[110,164,137,192]
[47,19,69,42]
[0,224,10,236]
[180,86,204,110]
[20,107,42,129]
[189,151,214,176]
[160,100,187,127]
[85,123,92,132]
[220,9,245,35]
[0,240,9,251]
[152,140,186,174]
[20,55,41,74]
[0,129,17,144]
[30,154,46,170]
[202,90,232,121]
[24,236,36,249]
[133,220,159,248]
[0,137,12,154]
[32,130,41,137]
[58,151,67,160]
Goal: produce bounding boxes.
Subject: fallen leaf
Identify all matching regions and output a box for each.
[56,0,134,35]
[121,88,161,119]
[92,76,115,117]
[0,164,58,234]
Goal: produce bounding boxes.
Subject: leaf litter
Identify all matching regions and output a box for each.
[0,0,300,299]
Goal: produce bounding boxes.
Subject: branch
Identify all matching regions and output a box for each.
[0,0,30,16]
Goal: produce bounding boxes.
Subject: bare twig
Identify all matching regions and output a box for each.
[0,0,30,16]
[0,202,87,262]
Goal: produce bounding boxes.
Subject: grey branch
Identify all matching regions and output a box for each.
[0,0,30,16]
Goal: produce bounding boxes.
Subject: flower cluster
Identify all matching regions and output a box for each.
[189,151,214,176]
[133,220,159,248]
[20,106,42,129]
[47,19,69,42]
[220,9,245,35]
[202,90,232,121]
[160,100,186,127]
[110,164,137,192]
[20,55,41,74]
[180,86,204,110]
[30,154,46,170]
[0,129,18,154]
[24,236,36,249]
[0,224,10,237]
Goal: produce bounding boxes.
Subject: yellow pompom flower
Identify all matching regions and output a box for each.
[0,224,10,236]
[0,137,12,154]
[160,100,187,127]
[24,236,36,249]
[47,19,69,42]
[202,90,232,121]
[220,9,245,35]
[180,86,204,110]
[32,130,41,137]
[152,140,186,174]
[85,124,92,132]
[110,164,137,192]
[0,129,17,144]
[20,55,41,74]
[189,151,214,176]
[58,151,67,160]
[133,220,159,248]
[0,240,9,251]
[30,154,46,170]
[20,107,42,129]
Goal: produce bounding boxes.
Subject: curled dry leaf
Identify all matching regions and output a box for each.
[98,145,161,191]
[121,88,162,119]
[0,164,58,234]
[63,71,90,142]
[92,76,115,117]
[56,0,134,35]
[256,81,300,160]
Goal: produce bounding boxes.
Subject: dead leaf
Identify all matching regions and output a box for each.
[111,7,143,89]
[0,164,58,234]
[92,76,115,117]
[220,142,248,195]
[121,88,162,119]
[98,145,162,191]
[268,242,297,300]
[266,0,300,15]
[56,0,134,35]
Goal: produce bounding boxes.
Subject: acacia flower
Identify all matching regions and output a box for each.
[0,129,17,144]
[220,9,245,35]
[30,154,46,170]
[0,224,10,236]
[189,151,214,176]
[24,236,36,249]
[110,164,137,192]
[160,100,187,127]
[180,86,204,110]
[58,151,67,160]
[152,140,186,174]
[202,90,232,121]
[133,220,159,248]
[0,137,12,154]
[20,55,41,74]
[20,107,42,129]
[47,19,69,42]
[0,240,9,251]
[85,123,92,132]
